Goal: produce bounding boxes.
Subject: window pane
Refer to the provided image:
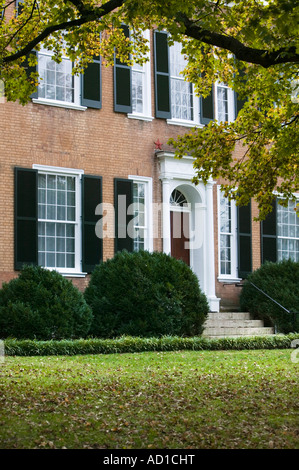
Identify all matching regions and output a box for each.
[46,252,55,267]
[38,204,46,219]
[56,224,65,237]
[38,236,45,251]
[39,174,46,188]
[37,171,78,270]
[56,86,65,102]
[57,176,66,190]
[219,192,233,275]
[38,53,74,103]
[217,86,228,122]
[67,177,75,191]
[67,207,75,221]
[47,205,56,220]
[56,253,65,268]
[38,252,45,266]
[46,236,55,252]
[57,206,66,221]
[132,70,144,114]
[170,42,193,121]
[66,225,75,237]
[133,182,147,251]
[39,188,46,204]
[47,175,56,189]
[57,237,65,253]
[57,190,66,205]
[66,254,75,268]
[67,191,75,206]
[277,199,299,262]
[46,223,55,237]
[66,238,75,253]
[47,189,55,205]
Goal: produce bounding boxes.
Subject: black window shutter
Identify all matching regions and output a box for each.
[14,167,38,270]
[114,25,132,113]
[154,31,171,119]
[235,91,246,118]
[23,51,38,99]
[261,199,277,263]
[114,178,134,253]
[200,84,214,124]
[82,175,102,273]
[81,55,102,109]
[234,68,247,118]
[16,0,23,14]
[237,201,252,278]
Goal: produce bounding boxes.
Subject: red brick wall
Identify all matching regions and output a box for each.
[0,34,191,287]
[0,31,263,309]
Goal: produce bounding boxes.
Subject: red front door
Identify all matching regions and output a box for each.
[170,211,190,265]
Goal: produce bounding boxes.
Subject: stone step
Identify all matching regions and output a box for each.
[202,326,275,337]
[207,312,252,320]
[204,319,264,328]
[202,312,275,338]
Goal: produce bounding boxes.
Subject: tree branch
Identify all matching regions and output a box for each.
[5,0,38,50]
[2,0,126,64]
[178,14,299,67]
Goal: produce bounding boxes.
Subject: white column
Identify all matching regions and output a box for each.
[205,182,220,312]
[161,178,171,255]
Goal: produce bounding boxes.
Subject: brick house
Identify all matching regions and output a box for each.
[1,25,298,313]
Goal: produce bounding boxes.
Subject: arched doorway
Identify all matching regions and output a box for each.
[170,188,190,265]
[157,151,220,312]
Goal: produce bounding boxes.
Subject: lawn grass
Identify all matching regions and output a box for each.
[0,349,298,449]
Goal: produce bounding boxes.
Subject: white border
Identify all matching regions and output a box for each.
[128,175,153,253]
[217,186,241,283]
[214,82,235,123]
[128,30,153,121]
[32,164,86,277]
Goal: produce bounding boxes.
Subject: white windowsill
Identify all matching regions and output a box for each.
[62,272,88,278]
[217,277,242,284]
[42,267,88,278]
[32,98,87,111]
[166,118,203,128]
[127,113,154,122]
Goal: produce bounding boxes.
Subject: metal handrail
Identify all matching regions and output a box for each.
[249,281,298,332]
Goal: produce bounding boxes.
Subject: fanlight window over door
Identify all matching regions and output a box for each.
[170,189,188,208]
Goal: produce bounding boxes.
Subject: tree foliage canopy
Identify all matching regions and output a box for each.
[1,0,298,218]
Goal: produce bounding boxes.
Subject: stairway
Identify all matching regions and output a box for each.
[202,311,275,338]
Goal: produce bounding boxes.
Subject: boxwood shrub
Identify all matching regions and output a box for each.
[240,259,299,333]
[0,265,93,340]
[84,250,209,338]
[4,333,299,356]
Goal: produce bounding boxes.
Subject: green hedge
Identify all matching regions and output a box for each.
[3,333,299,356]
[240,260,299,333]
[85,251,209,338]
[0,266,93,340]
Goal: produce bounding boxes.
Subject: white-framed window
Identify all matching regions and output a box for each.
[129,175,153,252]
[218,187,239,280]
[168,41,200,126]
[277,199,299,261]
[128,30,152,121]
[33,165,83,274]
[34,45,85,110]
[215,82,235,122]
